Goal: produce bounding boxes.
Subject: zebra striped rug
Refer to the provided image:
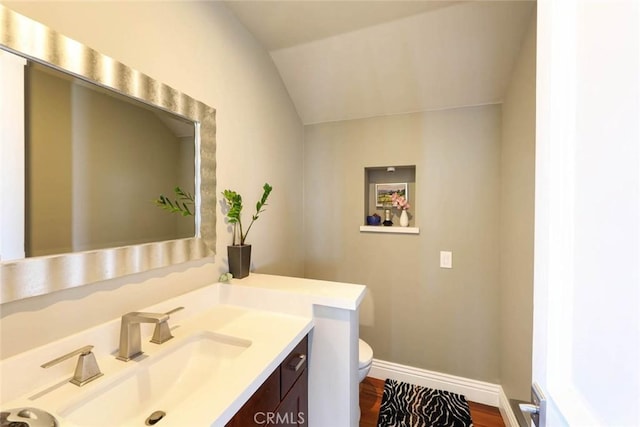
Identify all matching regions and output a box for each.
[377,379,473,427]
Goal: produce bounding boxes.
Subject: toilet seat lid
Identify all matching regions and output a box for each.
[359,339,373,368]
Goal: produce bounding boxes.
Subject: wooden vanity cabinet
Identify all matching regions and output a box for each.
[226,335,308,427]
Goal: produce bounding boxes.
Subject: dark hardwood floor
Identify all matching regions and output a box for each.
[359,377,505,427]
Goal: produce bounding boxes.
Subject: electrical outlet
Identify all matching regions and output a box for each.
[440,251,452,269]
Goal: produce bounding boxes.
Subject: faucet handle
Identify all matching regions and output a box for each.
[164,306,184,316]
[150,306,184,344]
[41,345,103,386]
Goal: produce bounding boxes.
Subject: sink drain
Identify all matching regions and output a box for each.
[145,410,166,426]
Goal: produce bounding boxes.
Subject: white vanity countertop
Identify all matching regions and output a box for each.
[226,273,367,311]
[0,274,366,427]
[0,286,312,427]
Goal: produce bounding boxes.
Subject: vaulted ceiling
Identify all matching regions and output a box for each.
[224,1,536,125]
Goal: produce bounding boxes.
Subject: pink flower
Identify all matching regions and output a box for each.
[391,192,410,210]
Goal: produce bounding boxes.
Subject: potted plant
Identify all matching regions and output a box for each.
[222,183,273,279]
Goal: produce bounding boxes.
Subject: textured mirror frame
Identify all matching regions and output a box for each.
[0,5,216,303]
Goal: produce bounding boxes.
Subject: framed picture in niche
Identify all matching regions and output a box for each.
[375,182,408,207]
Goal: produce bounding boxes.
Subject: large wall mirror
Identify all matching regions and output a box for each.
[0,5,216,303]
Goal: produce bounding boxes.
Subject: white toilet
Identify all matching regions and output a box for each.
[358,339,373,382]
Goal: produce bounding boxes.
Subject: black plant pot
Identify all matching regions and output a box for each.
[227,244,251,279]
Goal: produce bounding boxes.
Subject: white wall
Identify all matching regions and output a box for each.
[271,1,535,124]
[0,51,26,261]
[0,1,304,358]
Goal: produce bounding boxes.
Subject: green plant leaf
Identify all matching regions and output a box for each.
[154,186,195,216]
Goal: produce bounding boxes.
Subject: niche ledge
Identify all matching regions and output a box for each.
[359,226,420,234]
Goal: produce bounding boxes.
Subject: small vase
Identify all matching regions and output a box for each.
[400,210,409,227]
[227,244,251,279]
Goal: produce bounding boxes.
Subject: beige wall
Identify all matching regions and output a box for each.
[27,66,73,256]
[304,105,502,383]
[499,12,536,401]
[70,82,193,250]
[1,1,304,358]
[27,66,194,255]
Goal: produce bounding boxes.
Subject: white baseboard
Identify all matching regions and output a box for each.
[498,387,520,427]
[369,358,519,425]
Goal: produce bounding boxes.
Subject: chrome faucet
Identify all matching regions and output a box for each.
[116,307,184,361]
[41,345,103,386]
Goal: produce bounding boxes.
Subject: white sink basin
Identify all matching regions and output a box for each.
[58,331,251,427]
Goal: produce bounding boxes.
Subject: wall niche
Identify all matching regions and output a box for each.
[362,165,419,234]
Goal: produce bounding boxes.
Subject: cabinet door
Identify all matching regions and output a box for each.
[226,368,280,427]
[275,369,308,427]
